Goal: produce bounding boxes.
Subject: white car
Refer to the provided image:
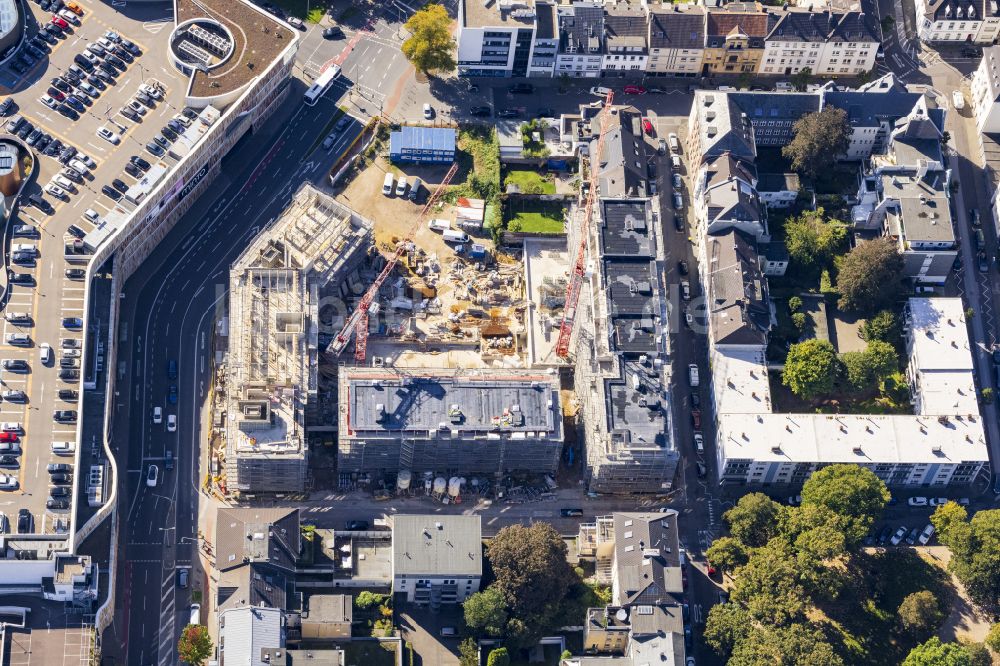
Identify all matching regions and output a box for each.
[890,526,908,546]
[77,82,100,99]
[58,8,80,24]
[917,524,935,545]
[152,406,162,424]
[146,464,158,487]
[83,209,101,224]
[62,349,81,358]
[40,95,59,110]
[126,99,147,116]
[167,414,176,432]
[908,497,929,507]
[39,343,52,364]
[69,159,90,175]
[45,183,68,199]
[929,497,949,506]
[0,474,17,491]
[76,153,96,169]
[97,127,120,145]
[952,90,965,109]
[423,103,433,119]
[140,84,163,100]
[0,442,20,454]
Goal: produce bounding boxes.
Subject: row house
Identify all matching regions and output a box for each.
[760,9,878,77]
[647,4,705,77]
[701,4,773,76]
[556,1,605,78]
[914,0,1000,43]
[603,7,649,75]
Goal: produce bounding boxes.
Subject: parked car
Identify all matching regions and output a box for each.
[917,524,935,545]
[889,526,908,546]
[907,497,928,507]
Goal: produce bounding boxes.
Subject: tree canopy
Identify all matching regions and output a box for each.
[898,591,944,635]
[903,637,974,666]
[782,106,851,178]
[931,506,1000,614]
[401,5,456,75]
[986,623,1000,653]
[836,237,905,313]
[486,647,511,666]
[800,464,890,545]
[177,624,213,666]
[724,493,783,548]
[784,208,848,271]
[782,339,840,398]
[706,536,749,574]
[860,309,902,346]
[464,587,508,637]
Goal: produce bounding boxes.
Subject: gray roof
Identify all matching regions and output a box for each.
[392,515,483,577]
[649,6,704,50]
[613,511,683,606]
[756,172,799,193]
[921,0,997,22]
[630,625,685,666]
[303,594,352,625]
[706,230,770,346]
[704,166,762,227]
[596,106,648,198]
[694,92,756,162]
[536,1,556,39]
[559,2,604,54]
[823,87,922,129]
[262,649,345,666]
[607,376,667,448]
[604,9,648,51]
[881,171,954,244]
[766,9,834,42]
[219,606,285,666]
[346,372,560,435]
[827,10,879,42]
[216,507,300,573]
[730,91,822,125]
[704,152,757,191]
[217,565,291,613]
[893,97,944,141]
[601,199,654,257]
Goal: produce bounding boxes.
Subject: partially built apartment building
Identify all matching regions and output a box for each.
[224,184,373,494]
[337,367,563,479]
[569,103,678,494]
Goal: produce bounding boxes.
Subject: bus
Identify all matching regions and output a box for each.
[303,65,341,106]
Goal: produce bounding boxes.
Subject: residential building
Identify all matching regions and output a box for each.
[854,97,955,283]
[389,126,457,164]
[602,7,648,75]
[225,185,372,494]
[914,0,1000,43]
[391,515,482,605]
[593,105,652,198]
[824,77,924,159]
[756,172,800,208]
[760,10,878,78]
[556,2,605,78]
[569,511,686,665]
[531,1,559,76]
[814,12,879,76]
[456,0,539,77]
[214,507,300,615]
[971,46,1000,133]
[701,4,772,76]
[337,368,563,478]
[299,594,352,641]
[571,192,679,493]
[218,606,286,666]
[703,229,771,351]
[693,152,767,239]
[646,4,704,77]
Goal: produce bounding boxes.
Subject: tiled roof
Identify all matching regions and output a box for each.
[827,11,879,42]
[706,8,771,43]
[649,6,705,50]
[766,9,833,42]
[605,8,648,51]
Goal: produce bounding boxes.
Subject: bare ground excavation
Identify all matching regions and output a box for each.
[797,548,992,665]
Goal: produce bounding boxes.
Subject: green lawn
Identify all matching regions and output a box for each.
[505,169,556,194]
[510,211,564,234]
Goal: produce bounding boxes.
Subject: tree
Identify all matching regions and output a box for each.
[464,587,508,637]
[782,106,850,178]
[800,464,890,545]
[784,209,848,270]
[790,67,813,92]
[782,339,840,399]
[704,602,754,657]
[486,523,577,643]
[486,647,510,666]
[836,237,905,313]
[706,536,749,574]
[728,624,844,666]
[842,350,873,391]
[986,624,1000,653]
[401,5,456,75]
[983,387,995,405]
[731,542,808,625]
[177,624,213,666]
[931,508,1000,613]
[842,341,900,391]
[355,590,386,609]
[724,493,783,547]
[962,641,991,666]
[788,296,803,312]
[458,637,479,666]
[903,637,973,666]
[860,309,902,345]
[898,591,944,635]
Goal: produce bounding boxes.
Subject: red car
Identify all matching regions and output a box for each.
[642,118,653,135]
[691,409,701,429]
[51,15,70,29]
[0,432,17,443]
[624,85,646,95]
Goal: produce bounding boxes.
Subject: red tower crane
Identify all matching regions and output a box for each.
[327,161,460,362]
[555,91,615,359]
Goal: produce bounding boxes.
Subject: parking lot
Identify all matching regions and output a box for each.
[0,0,195,534]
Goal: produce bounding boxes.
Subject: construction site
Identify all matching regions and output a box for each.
[216,99,678,498]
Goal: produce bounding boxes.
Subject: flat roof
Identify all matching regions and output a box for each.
[391,514,482,577]
[461,0,537,28]
[345,369,561,436]
[881,171,954,243]
[176,0,295,98]
[908,298,979,415]
[709,347,771,414]
[390,126,457,153]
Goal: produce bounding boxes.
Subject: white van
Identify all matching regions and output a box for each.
[443,229,470,243]
[428,219,451,232]
[668,133,680,152]
[1,422,23,433]
[51,441,75,456]
[382,172,394,196]
[775,81,793,91]
[189,603,201,625]
[671,154,681,170]
[11,244,37,256]
[688,363,699,387]
[589,86,612,97]
[5,312,31,324]
[395,176,408,197]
